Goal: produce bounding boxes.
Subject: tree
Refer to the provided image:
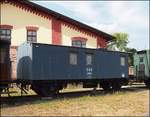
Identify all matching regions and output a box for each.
[107,32,138,66]
[126,48,137,66]
[107,32,129,52]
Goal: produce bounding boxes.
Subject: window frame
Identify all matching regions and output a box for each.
[86,53,93,65]
[72,40,86,48]
[0,29,11,41]
[27,30,37,42]
[69,52,78,65]
[120,56,125,66]
[139,57,144,63]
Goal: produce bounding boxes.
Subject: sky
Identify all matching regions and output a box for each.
[33,1,149,51]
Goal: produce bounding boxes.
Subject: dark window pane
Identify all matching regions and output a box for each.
[70,53,78,65]
[72,41,76,46]
[32,31,36,36]
[6,36,11,40]
[76,41,81,45]
[27,37,32,41]
[0,35,6,39]
[140,57,144,63]
[27,30,37,42]
[28,31,32,35]
[86,54,92,65]
[6,30,11,35]
[0,30,2,34]
[0,29,11,41]
[72,39,86,48]
[82,43,86,48]
[32,37,36,42]
[1,29,7,34]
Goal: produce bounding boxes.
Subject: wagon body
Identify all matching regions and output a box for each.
[17,42,128,81]
[133,50,150,80]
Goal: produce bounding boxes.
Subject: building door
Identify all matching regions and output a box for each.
[0,46,10,81]
[0,28,11,83]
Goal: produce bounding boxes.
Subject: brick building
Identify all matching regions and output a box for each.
[0,0,114,79]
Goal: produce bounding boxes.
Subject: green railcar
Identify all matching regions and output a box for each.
[133,50,150,87]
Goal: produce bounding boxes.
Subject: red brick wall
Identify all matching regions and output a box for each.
[97,37,107,48]
[52,19,61,45]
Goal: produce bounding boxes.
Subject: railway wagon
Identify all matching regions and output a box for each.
[17,42,129,96]
[132,50,149,87]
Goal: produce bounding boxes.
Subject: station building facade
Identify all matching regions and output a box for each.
[0,0,114,79]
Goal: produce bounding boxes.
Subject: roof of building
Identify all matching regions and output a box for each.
[1,0,115,41]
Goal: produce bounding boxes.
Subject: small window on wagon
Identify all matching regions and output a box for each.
[70,52,78,65]
[120,56,125,66]
[86,53,93,65]
[139,57,144,63]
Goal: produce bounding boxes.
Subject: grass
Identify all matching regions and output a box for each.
[0,85,149,116]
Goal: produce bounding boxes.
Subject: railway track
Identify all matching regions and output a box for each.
[0,85,148,105]
[0,95,41,105]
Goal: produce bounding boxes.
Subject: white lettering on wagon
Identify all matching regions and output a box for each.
[86,67,93,78]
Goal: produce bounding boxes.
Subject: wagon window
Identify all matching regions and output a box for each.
[140,57,144,63]
[70,53,78,65]
[120,57,125,66]
[86,54,93,65]
[27,30,37,42]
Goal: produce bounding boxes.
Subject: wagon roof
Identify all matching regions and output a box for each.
[1,0,114,41]
[24,42,128,55]
[137,50,149,54]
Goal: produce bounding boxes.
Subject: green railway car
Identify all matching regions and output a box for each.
[133,50,150,87]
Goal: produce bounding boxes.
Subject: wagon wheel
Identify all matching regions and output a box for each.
[31,85,43,96]
[31,84,57,97]
[40,86,56,97]
[111,80,122,91]
[100,81,111,91]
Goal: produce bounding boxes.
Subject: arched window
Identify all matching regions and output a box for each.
[71,37,87,48]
